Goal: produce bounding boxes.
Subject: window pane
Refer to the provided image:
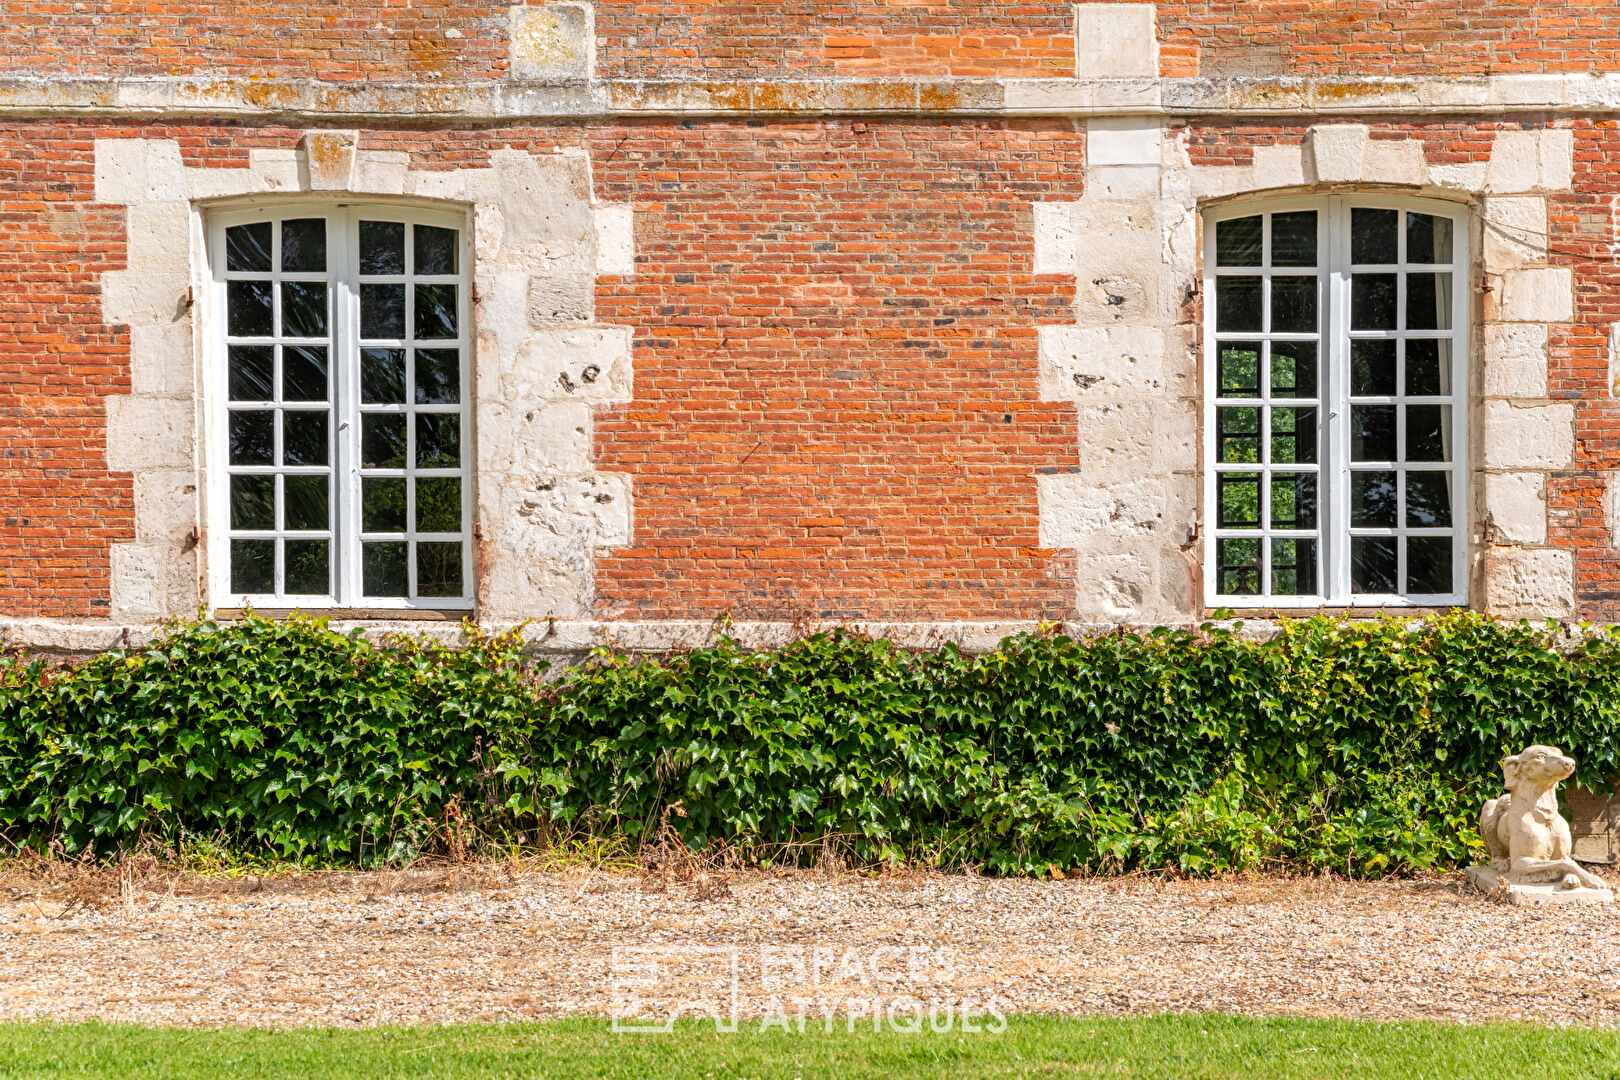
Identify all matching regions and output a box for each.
[416,542,464,598]
[1350,340,1397,396]
[414,283,459,340]
[415,477,462,532]
[282,410,329,467]
[1270,211,1316,267]
[1351,537,1399,594]
[362,542,408,597]
[1269,343,1317,399]
[281,218,326,273]
[361,283,406,339]
[359,220,406,275]
[228,345,274,401]
[1217,537,1261,595]
[361,414,407,469]
[414,225,458,276]
[226,222,273,273]
[230,539,274,594]
[1269,276,1317,334]
[285,539,330,595]
[1351,207,1399,264]
[1270,537,1317,596]
[230,474,275,530]
[1405,339,1449,396]
[227,280,273,337]
[416,414,461,468]
[1405,273,1451,330]
[361,348,406,404]
[284,474,329,531]
[1407,213,1453,264]
[415,349,461,404]
[1218,473,1260,528]
[1406,471,1453,528]
[1270,472,1317,530]
[228,410,274,466]
[1351,405,1396,461]
[1218,406,1260,463]
[1406,404,1450,462]
[1215,276,1262,332]
[1351,471,1398,528]
[362,477,407,533]
[1406,536,1453,594]
[1270,407,1317,465]
[282,345,328,402]
[280,281,328,338]
[1351,274,1397,330]
[1216,216,1262,266]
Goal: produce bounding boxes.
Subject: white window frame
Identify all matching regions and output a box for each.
[1202,194,1471,609]
[206,203,474,611]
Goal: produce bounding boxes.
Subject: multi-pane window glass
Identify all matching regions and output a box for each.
[216,209,471,607]
[1206,199,1467,606]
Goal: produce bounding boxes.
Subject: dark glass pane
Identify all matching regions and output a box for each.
[1269,342,1317,399]
[415,348,461,404]
[1218,343,1261,397]
[1351,340,1397,396]
[1351,537,1399,594]
[285,539,330,595]
[1270,211,1317,267]
[1351,207,1399,264]
[1215,276,1263,332]
[1407,536,1454,595]
[1351,470,1398,528]
[1406,471,1453,528]
[415,283,458,340]
[416,542,464,598]
[1270,472,1317,530]
[1351,405,1397,461]
[1269,275,1317,334]
[1270,538,1317,597]
[1351,274,1397,330]
[1271,407,1317,465]
[416,477,462,533]
[359,220,406,275]
[361,283,406,339]
[227,280,273,337]
[362,542,408,597]
[414,225,458,276]
[281,218,326,273]
[280,281,328,338]
[362,477,407,533]
[1217,537,1261,596]
[1405,339,1448,396]
[1218,472,1260,529]
[284,474,329,531]
[230,539,274,594]
[1406,273,1452,330]
[1216,216,1262,267]
[282,345,328,402]
[1218,406,1260,464]
[228,410,274,466]
[230,474,275,530]
[282,410,328,467]
[361,413,407,469]
[416,413,461,468]
[226,222,273,272]
[228,345,274,401]
[361,348,407,404]
[1407,404,1450,462]
[1407,213,1453,264]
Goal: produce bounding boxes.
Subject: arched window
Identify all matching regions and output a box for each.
[1203,196,1469,607]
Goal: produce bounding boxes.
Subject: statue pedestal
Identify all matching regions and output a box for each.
[1466,865,1614,907]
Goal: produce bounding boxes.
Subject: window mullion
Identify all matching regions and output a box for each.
[1325,197,1352,605]
[334,209,360,607]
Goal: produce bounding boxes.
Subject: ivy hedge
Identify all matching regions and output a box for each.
[0,612,1616,876]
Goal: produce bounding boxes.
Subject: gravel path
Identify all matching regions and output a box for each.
[1,869,1617,1028]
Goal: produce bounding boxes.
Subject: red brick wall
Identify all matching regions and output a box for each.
[588,119,1084,620]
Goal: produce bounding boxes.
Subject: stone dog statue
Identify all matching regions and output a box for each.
[1478,744,1608,893]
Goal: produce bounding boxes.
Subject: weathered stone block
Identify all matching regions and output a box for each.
[1073,4,1157,78]
[594,204,635,276]
[1088,118,1161,166]
[1305,124,1368,183]
[93,138,186,205]
[1038,323,1169,398]
[105,396,194,471]
[1032,202,1078,275]
[1482,195,1548,272]
[1486,128,1575,193]
[301,130,359,191]
[1484,472,1546,544]
[1498,266,1574,323]
[505,325,634,403]
[509,3,594,80]
[1481,400,1575,469]
[1252,143,1305,189]
[1482,323,1549,398]
[1486,547,1575,618]
[1360,138,1426,185]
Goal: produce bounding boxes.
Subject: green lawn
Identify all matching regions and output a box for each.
[1,1015,1619,1079]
